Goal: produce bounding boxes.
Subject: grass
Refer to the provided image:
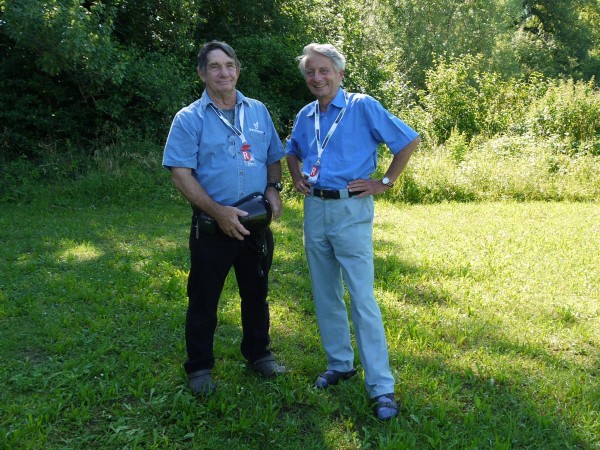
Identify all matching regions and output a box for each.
[1,197,599,449]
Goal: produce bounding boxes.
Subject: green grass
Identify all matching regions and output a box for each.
[1,198,599,449]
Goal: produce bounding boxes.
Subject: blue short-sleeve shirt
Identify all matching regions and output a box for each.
[286,88,419,190]
[163,90,285,205]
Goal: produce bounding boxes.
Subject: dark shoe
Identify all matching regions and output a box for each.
[314,368,357,389]
[373,393,398,420]
[188,369,216,396]
[247,355,287,377]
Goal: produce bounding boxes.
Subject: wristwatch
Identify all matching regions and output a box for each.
[266,181,283,192]
[381,177,394,188]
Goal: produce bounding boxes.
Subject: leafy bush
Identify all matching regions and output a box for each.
[419,55,550,144]
[525,78,600,154]
[0,0,197,160]
[419,55,482,143]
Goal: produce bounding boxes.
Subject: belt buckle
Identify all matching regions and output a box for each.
[317,189,326,199]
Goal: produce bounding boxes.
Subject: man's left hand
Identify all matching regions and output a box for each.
[347,178,389,197]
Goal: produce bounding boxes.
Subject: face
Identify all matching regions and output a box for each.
[198,49,240,98]
[304,52,344,106]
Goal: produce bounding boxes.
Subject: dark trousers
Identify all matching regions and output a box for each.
[183,218,274,374]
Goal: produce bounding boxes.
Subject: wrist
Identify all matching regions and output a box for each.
[266,181,283,192]
[381,176,394,188]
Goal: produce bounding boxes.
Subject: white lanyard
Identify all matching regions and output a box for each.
[209,103,247,144]
[314,103,346,165]
[306,95,347,184]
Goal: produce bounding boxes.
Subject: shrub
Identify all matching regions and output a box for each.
[419,55,551,144]
[525,78,600,154]
[0,0,197,160]
[420,55,481,143]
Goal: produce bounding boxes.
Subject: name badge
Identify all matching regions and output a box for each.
[307,164,319,183]
[242,143,254,162]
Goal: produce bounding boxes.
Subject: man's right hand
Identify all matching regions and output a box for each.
[214,205,250,240]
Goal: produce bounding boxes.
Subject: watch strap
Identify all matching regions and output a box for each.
[381,177,394,188]
[266,182,283,192]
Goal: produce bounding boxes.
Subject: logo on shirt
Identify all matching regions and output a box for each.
[249,122,263,133]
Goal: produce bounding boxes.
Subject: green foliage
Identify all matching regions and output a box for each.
[519,0,598,79]
[420,55,482,143]
[0,0,197,159]
[1,0,600,198]
[0,137,174,205]
[526,78,600,153]
[417,55,543,143]
[417,53,600,155]
[380,0,524,91]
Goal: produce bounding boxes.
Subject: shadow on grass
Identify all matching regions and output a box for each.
[0,199,595,448]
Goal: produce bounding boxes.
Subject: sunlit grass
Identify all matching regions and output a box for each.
[0,199,598,449]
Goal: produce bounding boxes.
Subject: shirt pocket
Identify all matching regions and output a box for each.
[337,134,361,162]
[247,130,268,164]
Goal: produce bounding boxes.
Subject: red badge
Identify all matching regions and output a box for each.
[241,143,252,161]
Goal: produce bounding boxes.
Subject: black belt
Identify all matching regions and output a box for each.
[311,188,362,199]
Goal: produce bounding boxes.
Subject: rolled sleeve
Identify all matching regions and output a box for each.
[162,111,201,169]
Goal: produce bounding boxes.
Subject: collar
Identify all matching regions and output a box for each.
[200,89,250,111]
[308,88,348,116]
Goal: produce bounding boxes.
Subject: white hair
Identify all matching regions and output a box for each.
[297,43,346,76]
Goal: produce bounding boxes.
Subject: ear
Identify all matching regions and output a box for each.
[197,67,205,82]
[339,69,345,80]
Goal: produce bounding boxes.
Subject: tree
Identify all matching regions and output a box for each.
[516,0,599,79]
[379,0,522,91]
[0,0,199,159]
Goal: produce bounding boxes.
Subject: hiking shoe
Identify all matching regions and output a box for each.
[188,369,216,396]
[373,393,398,420]
[247,355,287,377]
[314,368,357,389]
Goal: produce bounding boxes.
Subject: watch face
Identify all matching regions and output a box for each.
[382,177,390,184]
[268,182,283,191]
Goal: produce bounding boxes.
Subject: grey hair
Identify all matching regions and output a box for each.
[297,43,346,76]
[197,40,241,73]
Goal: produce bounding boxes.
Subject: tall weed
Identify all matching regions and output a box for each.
[392,134,600,203]
[526,78,600,154]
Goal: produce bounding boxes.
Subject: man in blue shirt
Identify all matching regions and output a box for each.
[286,43,420,420]
[163,41,286,395]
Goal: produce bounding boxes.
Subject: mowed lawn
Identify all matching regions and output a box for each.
[1,199,598,449]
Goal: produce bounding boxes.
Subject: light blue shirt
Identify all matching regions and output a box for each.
[163,90,285,205]
[286,88,419,190]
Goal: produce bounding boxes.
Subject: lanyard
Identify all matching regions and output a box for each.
[209,103,247,144]
[314,97,346,165]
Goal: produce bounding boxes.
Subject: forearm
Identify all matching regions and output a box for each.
[384,137,421,182]
[347,136,421,197]
[286,154,311,195]
[265,161,283,219]
[267,160,282,183]
[286,154,304,183]
[171,167,221,216]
